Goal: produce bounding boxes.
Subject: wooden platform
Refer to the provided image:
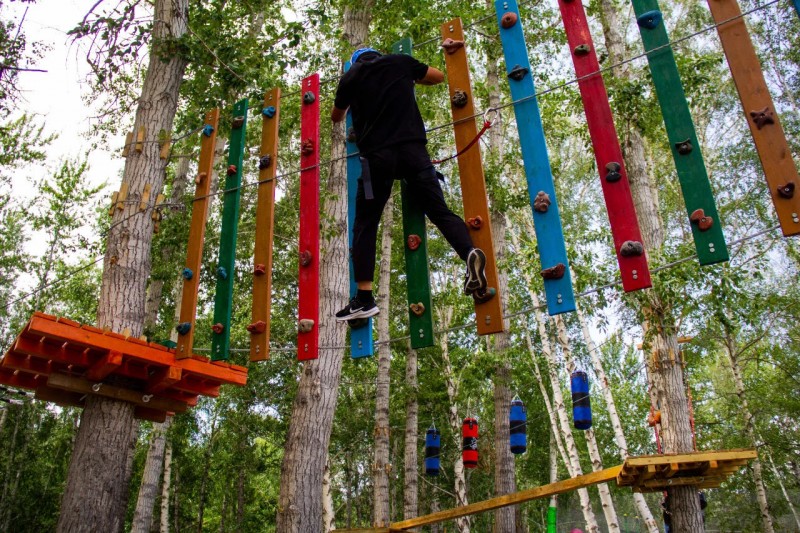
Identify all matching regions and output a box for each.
[0,313,248,422]
[333,449,755,531]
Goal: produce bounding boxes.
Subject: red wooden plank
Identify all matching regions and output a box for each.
[85,350,123,381]
[557,0,652,291]
[0,366,42,389]
[146,365,182,393]
[297,73,321,360]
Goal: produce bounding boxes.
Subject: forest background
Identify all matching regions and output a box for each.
[1,0,800,531]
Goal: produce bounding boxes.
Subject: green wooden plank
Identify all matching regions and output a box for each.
[393,37,434,349]
[631,0,728,264]
[212,98,248,360]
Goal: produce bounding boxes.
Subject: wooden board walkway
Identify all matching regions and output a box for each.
[332,449,755,531]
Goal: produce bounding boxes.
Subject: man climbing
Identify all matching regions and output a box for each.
[331,47,489,321]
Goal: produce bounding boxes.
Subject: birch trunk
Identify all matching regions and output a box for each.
[57,2,189,531]
[576,305,659,533]
[131,417,173,533]
[323,458,335,532]
[275,4,373,530]
[553,316,619,533]
[161,438,172,533]
[765,449,800,531]
[726,334,774,533]
[549,431,558,527]
[403,341,419,520]
[373,196,394,527]
[596,0,704,529]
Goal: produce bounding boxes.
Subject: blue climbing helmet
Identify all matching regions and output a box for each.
[350,47,381,64]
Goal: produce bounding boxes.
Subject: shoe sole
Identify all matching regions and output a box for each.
[464,249,488,295]
[335,306,380,322]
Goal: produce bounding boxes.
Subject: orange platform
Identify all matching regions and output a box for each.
[0,312,248,422]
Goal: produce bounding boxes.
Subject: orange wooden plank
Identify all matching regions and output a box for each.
[134,406,168,423]
[440,19,504,336]
[2,351,54,375]
[146,365,182,393]
[0,366,43,389]
[251,88,281,362]
[177,108,221,358]
[85,350,123,381]
[707,0,800,236]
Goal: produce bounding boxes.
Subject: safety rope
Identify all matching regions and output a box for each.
[431,117,493,165]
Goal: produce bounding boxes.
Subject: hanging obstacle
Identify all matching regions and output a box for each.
[298,74,321,361]
[509,396,527,454]
[212,98,248,361]
[393,37,436,350]
[706,0,800,237]
[631,0,729,265]
[570,370,592,430]
[554,0,652,292]
[494,4,576,315]
[462,416,479,468]
[441,19,504,335]
[177,109,220,359]
[344,62,375,359]
[425,425,441,476]
[250,89,281,361]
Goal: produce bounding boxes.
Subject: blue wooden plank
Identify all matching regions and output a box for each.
[496,0,575,315]
[345,60,374,359]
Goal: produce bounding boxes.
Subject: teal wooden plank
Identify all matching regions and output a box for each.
[211,99,248,360]
[345,60,374,359]
[496,0,575,315]
[631,0,729,264]
[393,37,435,348]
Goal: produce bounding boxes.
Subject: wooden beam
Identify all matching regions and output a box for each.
[146,365,182,393]
[35,385,85,408]
[134,406,168,423]
[85,350,123,381]
[47,373,187,413]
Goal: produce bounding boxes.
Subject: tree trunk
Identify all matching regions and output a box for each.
[403,341,419,520]
[596,0,704,529]
[131,417,173,533]
[576,305,659,533]
[236,465,245,532]
[57,1,189,530]
[548,431,558,532]
[323,458,335,532]
[765,449,800,531]
[161,438,173,533]
[276,5,373,531]
[726,334,774,533]
[373,196,394,527]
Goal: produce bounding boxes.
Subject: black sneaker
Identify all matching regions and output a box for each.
[464,248,488,295]
[335,297,379,322]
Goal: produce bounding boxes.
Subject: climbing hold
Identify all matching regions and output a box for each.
[533,191,551,213]
[202,124,215,137]
[636,10,663,30]
[301,139,314,156]
[674,139,693,155]
[689,208,714,231]
[472,287,496,304]
[605,162,622,183]
[451,89,469,108]
[407,234,422,251]
[620,240,645,257]
[509,398,527,454]
[226,164,238,176]
[573,44,591,56]
[254,263,266,276]
[176,322,191,335]
[298,319,315,333]
[211,323,225,334]
[247,321,267,334]
[410,302,426,316]
[441,38,465,55]
[195,172,207,185]
[348,317,369,329]
[217,266,228,280]
[540,263,566,280]
[299,250,313,266]
[647,410,662,427]
[262,106,276,118]
[507,64,529,81]
[346,127,357,143]
[182,267,194,280]
[750,106,775,129]
[777,182,795,199]
[303,91,316,105]
[462,417,479,469]
[259,155,272,170]
[570,370,592,430]
[467,216,483,230]
[425,426,441,476]
[500,11,518,29]
[232,115,245,129]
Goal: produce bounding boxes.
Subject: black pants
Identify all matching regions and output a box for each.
[352,142,474,282]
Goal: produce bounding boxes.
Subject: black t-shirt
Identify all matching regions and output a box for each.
[334,54,430,155]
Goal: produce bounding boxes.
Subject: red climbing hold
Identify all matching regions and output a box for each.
[247,321,267,334]
[441,38,465,55]
[407,234,422,250]
[212,323,225,334]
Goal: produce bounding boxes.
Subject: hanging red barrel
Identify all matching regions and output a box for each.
[462,417,479,468]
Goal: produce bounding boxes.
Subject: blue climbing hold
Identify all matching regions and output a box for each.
[262,106,276,118]
[217,266,228,280]
[182,267,193,280]
[176,322,191,335]
[637,10,663,30]
[570,370,592,430]
[202,124,215,137]
[509,397,527,454]
[424,426,441,476]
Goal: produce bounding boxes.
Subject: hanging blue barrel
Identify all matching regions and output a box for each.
[424,426,441,476]
[509,398,527,454]
[570,370,592,430]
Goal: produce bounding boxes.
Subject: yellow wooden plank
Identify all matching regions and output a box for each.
[122,132,133,157]
[622,449,756,468]
[135,126,145,152]
[140,183,151,211]
[117,182,129,211]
